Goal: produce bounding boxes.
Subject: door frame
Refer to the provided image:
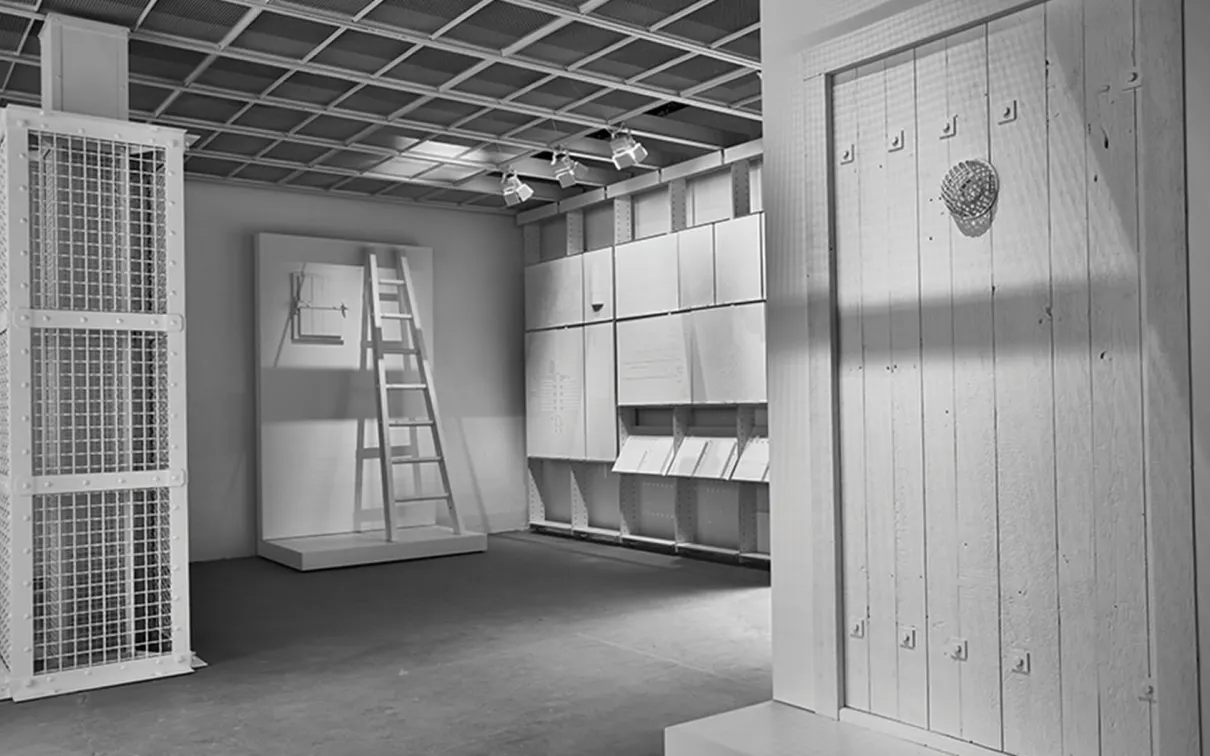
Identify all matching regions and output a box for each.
[787,0,1197,754]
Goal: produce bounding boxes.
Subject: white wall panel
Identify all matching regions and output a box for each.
[525,255,584,330]
[693,482,742,548]
[616,314,692,405]
[614,235,679,318]
[677,225,715,310]
[690,304,767,404]
[714,214,764,304]
[539,216,568,260]
[632,186,672,239]
[583,323,618,461]
[988,10,1062,754]
[750,160,764,213]
[688,169,734,227]
[584,203,615,251]
[525,327,586,459]
[581,247,614,322]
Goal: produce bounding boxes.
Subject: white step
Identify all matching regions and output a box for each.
[395,492,450,504]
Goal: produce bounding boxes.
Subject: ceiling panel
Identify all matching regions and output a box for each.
[0,0,762,212]
[139,0,247,43]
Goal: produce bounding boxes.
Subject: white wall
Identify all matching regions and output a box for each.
[184,181,527,562]
[1189,0,1209,750]
[765,0,1206,736]
[760,0,932,712]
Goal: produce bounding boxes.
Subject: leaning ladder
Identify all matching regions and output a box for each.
[364,247,465,541]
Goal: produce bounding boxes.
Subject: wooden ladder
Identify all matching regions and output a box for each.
[364,247,464,542]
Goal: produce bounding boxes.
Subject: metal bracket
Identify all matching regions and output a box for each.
[1009,648,1031,675]
[849,618,866,639]
[899,626,917,650]
[940,115,957,140]
[947,637,968,662]
[889,129,905,152]
[997,99,1018,125]
[14,308,185,332]
[14,468,188,494]
[840,144,855,165]
[1122,67,1141,91]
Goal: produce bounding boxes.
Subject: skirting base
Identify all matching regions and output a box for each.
[259,526,487,571]
[665,701,969,756]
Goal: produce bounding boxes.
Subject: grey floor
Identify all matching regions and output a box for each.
[0,532,771,756]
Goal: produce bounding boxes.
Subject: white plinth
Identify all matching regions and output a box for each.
[259,526,487,571]
[665,702,967,756]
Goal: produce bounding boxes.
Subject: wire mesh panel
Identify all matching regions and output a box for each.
[29,132,168,314]
[31,329,169,476]
[32,489,172,674]
[0,106,190,701]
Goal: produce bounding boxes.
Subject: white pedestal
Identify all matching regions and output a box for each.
[259,527,487,571]
[665,702,959,756]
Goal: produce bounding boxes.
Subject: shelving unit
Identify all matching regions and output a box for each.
[523,157,770,566]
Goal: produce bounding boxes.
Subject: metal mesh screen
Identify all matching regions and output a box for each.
[31,329,170,476]
[0,484,11,673]
[32,488,173,674]
[0,131,8,316]
[28,132,168,314]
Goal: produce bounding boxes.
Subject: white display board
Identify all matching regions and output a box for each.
[690,303,767,403]
[614,235,680,318]
[581,248,614,322]
[525,327,587,459]
[616,313,692,405]
[583,323,618,460]
[255,233,438,543]
[525,255,583,330]
[714,214,764,305]
[677,225,715,309]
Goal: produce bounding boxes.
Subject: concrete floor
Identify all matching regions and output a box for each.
[0,532,771,756]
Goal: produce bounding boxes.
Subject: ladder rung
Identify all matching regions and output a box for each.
[379,278,406,286]
[389,418,434,428]
[385,383,427,390]
[364,340,418,354]
[394,492,450,503]
[391,456,442,464]
[381,312,414,321]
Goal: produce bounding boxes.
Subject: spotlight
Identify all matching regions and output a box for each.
[551,150,585,189]
[609,127,648,169]
[501,171,534,207]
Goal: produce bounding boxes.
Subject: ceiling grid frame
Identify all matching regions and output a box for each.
[0,0,762,210]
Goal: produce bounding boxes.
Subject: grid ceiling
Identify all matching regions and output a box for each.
[0,0,762,212]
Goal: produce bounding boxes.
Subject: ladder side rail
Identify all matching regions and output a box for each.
[394,252,465,535]
[365,248,398,542]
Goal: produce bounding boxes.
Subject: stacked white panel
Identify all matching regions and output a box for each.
[0,106,191,701]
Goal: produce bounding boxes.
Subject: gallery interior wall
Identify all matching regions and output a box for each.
[760,0,934,710]
[1189,0,1209,746]
[184,181,527,562]
[764,0,1207,744]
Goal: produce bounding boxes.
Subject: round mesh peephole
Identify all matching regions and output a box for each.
[940,158,999,221]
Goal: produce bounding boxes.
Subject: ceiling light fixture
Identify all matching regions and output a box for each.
[609,126,648,170]
[501,170,534,207]
[551,149,585,189]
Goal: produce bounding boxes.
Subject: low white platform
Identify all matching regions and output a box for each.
[259,526,487,571]
[665,702,963,756]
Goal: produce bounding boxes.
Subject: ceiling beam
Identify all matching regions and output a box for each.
[187,172,514,215]
[499,0,759,70]
[500,0,612,56]
[515,138,763,224]
[192,145,571,201]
